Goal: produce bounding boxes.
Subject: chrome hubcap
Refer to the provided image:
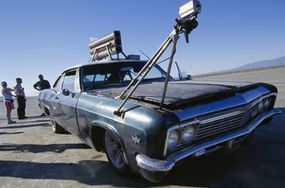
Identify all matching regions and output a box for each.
[105,132,125,169]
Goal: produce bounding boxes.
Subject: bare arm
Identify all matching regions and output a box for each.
[33,82,40,90]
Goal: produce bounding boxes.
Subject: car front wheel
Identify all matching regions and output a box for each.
[104,130,129,174]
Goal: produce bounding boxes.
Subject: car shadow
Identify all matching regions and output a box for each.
[0,160,153,187]
[0,143,90,153]
[0,122,50,129]
[0,131,24,135]
[16,118,50,123]
[26,115,47,119]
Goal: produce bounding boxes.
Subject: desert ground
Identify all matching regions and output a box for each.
[0,66,284,188]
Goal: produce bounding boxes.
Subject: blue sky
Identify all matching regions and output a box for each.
[1,0,285,96]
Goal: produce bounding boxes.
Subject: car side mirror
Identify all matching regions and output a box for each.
[185,74,192,80]
[174,61,192,81]
[62,89,70,96]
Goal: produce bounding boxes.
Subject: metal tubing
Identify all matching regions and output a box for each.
[118,33,173,99]
[114,31,175,114]
[160,33,179,108]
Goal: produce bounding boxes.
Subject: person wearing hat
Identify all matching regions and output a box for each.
[14,78,27,120]
[1,81,16,124]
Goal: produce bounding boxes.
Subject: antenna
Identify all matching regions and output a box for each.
[138,50,150,60]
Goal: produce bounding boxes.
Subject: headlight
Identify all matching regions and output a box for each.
[182,126,196,144]
[264,98,271,109]
[258,101,264,113]
[167,130,179,152]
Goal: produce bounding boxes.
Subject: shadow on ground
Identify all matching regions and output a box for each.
[0,160,153,187]
[0,132,24,135]
[0,121,50,129]
[0,143,90,153]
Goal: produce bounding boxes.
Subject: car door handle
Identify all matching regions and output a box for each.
[55,93,60,99]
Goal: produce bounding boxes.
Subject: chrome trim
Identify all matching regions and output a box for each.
[136,108,281,172]
[249,93,277,109]
[180,119,200,128]
[200,111,244,124]
[136,155,174,172]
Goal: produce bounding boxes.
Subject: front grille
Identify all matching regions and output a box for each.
[243,102,258,124]
[193,97,271,141]
[194,111,245,141]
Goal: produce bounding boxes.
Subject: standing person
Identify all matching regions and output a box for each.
[14,78,27,120]
[33,74,51,116]
[33,74,51,91]
[1,81,16,124]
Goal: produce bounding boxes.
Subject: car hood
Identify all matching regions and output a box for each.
[91,80,270,110]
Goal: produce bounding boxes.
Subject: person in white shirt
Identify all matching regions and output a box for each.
[1,81,16,124]
[14,78,27,120]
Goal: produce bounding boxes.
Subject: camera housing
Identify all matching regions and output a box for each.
[89,31,123,61]
[178,0,201,21]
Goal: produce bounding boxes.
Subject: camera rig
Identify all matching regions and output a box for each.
[114,0,201,116]
[89,31,128,62]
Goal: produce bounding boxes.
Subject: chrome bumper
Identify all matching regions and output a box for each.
[136,108,281,172]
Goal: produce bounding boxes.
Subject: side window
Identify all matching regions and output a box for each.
[53,75,63,91]
[94,73,111,82]
[123,73,132,81]
[62,70,76,91]
[144,67,163,79]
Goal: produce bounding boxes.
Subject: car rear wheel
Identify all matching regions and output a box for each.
[104,130,128,174]
[50,120,65,134]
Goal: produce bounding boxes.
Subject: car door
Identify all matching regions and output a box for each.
[59,68,81,135]
[50,74,64,126]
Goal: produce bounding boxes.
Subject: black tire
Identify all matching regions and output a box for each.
[50,120,65,134]
[104,130,129,174]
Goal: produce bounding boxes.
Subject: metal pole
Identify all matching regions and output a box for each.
[119,32,171,99]
[160,32,179,108]
[114,30,176,115]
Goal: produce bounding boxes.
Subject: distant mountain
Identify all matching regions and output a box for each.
[195,55,285,77]
[231,55,285,71]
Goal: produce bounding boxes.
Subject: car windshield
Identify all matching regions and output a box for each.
[82,61,168,91]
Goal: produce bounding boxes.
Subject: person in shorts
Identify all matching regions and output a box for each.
[1,81,16,124]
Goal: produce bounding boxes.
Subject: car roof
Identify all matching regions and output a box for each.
[64,59,147,72]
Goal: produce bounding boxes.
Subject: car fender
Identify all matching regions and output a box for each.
[90,120,126,150]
